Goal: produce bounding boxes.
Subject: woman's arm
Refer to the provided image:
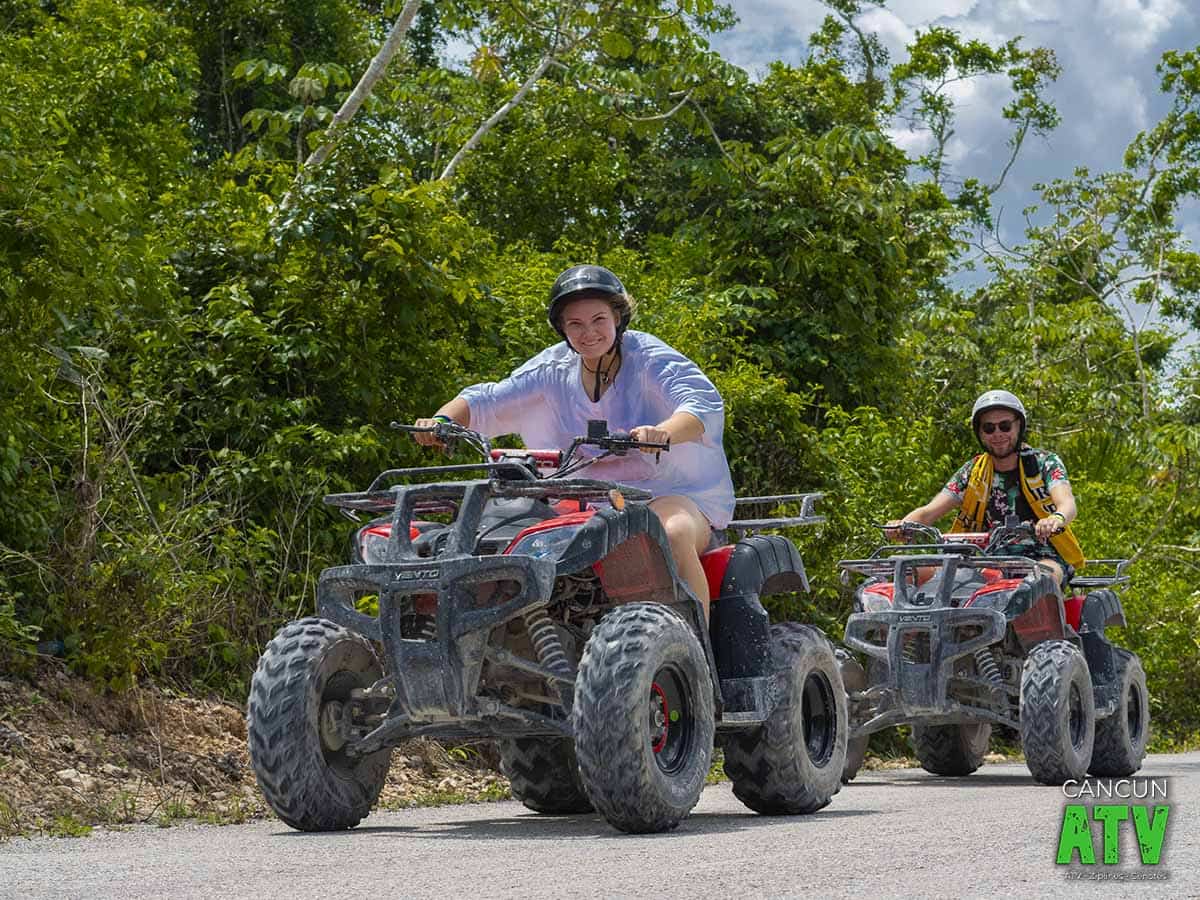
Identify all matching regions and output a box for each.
[630,411,704,450]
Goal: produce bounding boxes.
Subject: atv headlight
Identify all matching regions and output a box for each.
[506,524,585,559]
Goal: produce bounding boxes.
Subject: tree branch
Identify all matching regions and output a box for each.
[439,53,555,181]
[279,0,423,208]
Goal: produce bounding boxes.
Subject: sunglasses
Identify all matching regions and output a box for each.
[980,419,1017,435]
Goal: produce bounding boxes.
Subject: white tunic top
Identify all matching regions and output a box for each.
[457,330,737,528]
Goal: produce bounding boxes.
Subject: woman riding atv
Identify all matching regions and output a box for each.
[411,264,735,618]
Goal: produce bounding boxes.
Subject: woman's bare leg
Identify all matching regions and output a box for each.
[648,495,714,620]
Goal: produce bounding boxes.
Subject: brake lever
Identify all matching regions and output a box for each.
[606,431,670,462]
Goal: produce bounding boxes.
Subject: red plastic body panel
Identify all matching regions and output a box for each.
[364,523,421,541]
[1064,594,1084,632]
[1011,592,1068,644]
[945,532,990,548]
[863,583,895,602]
[490,448,564,467]
[965,578,1024,606]
[700,545,735,603]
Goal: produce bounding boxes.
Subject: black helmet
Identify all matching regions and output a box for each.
[547,265,630,341]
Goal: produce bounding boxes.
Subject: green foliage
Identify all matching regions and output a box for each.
[0,0,1196,747]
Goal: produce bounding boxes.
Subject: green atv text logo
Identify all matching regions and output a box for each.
[1056,778,1170,867]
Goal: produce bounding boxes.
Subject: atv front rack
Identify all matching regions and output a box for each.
[324,477,652,517]
[839,553,1039,607]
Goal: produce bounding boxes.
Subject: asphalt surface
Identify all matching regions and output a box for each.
[1,753,1195,900]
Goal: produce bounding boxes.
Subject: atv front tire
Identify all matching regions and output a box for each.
[911,723,992,776]
[247,617,391,831]
[1020,640,1095,785]
[499,737,593,814]
[723,623,847,813]
[835,646,868,783]
[1087,649,1149,777]
[572,603,714,834]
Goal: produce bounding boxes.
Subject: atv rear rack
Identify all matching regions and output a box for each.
[1070,559,1132,589]
[727,492,825,535]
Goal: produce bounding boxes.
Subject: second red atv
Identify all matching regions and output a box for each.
[246,419,848,834]
[837,521,1149,785]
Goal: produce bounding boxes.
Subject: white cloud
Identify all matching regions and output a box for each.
[1099,0,1184,52]
[887,0,977,21]
[857,7,916,54]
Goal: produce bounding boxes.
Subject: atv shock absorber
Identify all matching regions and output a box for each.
[523,607,573,705]
[974,647,1002,684]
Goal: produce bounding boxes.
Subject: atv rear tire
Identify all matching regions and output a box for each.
[911,723,992,776]
[724,623,847,813]
[247,617,390,831]
[1020,640,1095,785]
[1087,649,1149,777]
[572,603,714,834]
[499,737,593,814]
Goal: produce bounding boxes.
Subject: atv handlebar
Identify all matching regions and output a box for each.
[392,420,493,460]
[877,521,943,545]
[867,519,1052,557]
[554,419,669,477]
[984,520,1039,553]
[391,417,667,480]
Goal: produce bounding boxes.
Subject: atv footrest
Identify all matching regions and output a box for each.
[716,673,780,724]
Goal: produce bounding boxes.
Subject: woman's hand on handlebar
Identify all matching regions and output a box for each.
[629,425,671,453]
[411,418,447,447]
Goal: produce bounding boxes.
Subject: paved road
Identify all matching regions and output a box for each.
[2,753,1195,900]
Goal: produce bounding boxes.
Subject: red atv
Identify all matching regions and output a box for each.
[837,520,1149,785]
[246,419,847,833]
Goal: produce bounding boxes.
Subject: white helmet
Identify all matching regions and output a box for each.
[971,390,1027,438]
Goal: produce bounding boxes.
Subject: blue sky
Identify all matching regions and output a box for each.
[711,0,1200,344]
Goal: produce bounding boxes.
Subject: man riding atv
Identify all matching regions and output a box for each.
[837,390,1148,786]
[413,264,735,620]
[889,390,1083,585]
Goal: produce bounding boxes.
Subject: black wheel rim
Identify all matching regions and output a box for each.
[649,664,694,775]
[1068,680,1085,750]
[801,671,837,765]
[1127,681,1143,741]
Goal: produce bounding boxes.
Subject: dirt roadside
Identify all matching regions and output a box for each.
[0,663,509,839]
[0,662,954,840]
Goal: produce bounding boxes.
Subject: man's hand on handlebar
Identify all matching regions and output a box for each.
[1034,513,1066,541]
[882,519,911,544]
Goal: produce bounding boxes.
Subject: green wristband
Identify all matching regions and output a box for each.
[1050,511,1066,523]
[433,414,453,424]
